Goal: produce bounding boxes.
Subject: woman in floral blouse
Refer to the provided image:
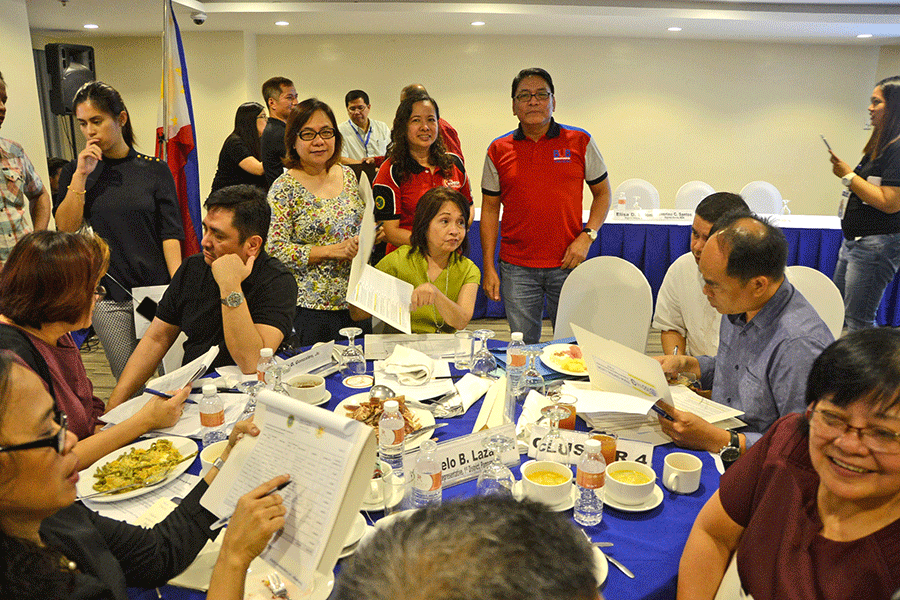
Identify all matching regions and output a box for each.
[266,98,369,345]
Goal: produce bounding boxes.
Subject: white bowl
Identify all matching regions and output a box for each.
[285,374,326,404]
[199,440,229,475]
[521,460,573,506]
[605,460,657,506]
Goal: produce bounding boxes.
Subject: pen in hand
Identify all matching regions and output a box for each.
[210,479,292,531]
[144,388,197,404]
[651,402,676,422]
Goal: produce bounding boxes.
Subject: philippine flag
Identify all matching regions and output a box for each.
[156,0,201,255]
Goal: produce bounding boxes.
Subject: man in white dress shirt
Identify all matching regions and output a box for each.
[338,90,390,166]
[652,192,748,356]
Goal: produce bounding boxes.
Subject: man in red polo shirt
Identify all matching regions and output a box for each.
[481,67,611,343]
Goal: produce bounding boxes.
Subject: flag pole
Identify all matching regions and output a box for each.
[159,0,170,161]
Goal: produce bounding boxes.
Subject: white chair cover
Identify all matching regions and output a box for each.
[675,180,715,211]
[739,181,783,215]
[785,265,844,338]
[613,178,661,211]
[554,256,653,353]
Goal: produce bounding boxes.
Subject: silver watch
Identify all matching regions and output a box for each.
[220,291,245,308]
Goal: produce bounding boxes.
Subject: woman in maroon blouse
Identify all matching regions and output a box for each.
[0,231,185,467]
[678,328,900,600]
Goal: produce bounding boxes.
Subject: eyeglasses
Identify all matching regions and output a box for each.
[95,285,106,300]
[514,91,552,103]
[0,411,68,454]
[807,407,900,454]
[298,128,336,142]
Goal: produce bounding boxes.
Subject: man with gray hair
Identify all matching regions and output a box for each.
[335,496,602,600]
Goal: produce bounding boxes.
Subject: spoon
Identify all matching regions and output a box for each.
[369,384,396,401]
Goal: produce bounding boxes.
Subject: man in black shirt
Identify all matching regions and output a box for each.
[107,185,297,408]
[260,76,298,189]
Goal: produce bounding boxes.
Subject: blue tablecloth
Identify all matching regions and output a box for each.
[131,352,720,600]
[468,219,900,327]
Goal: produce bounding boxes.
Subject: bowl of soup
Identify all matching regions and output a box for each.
[605,460,657,506]
[521,460,573,506]
[285,374,326,404]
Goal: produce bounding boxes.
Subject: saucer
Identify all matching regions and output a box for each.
[604,484,664,512]
[360,481,404,511]
[302,390,331,407]
[512,480,577,512]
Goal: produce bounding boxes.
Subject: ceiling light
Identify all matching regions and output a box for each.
[83,23,99,29]
[275,21,289,27]
[471,21,485,27]
[857,33,872,39]
[668,26,682,32]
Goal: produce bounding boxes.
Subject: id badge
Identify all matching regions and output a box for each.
[838,188,850,219]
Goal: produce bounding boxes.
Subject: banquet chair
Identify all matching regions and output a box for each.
[739,181,783,215]
[554,256,653,353]
[785,265,844,338]
[613,178,661,210]
[674,180,715,211]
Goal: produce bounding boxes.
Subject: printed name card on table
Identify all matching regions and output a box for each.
[279,340,334,375]
[402,423,519,487]
[526,426,655,467]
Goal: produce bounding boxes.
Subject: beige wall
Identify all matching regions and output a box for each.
[29,28,890,216]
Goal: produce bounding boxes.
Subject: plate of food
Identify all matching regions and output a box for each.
[540,344,588,377]
[335,393,435,450]
[76,436,198,503]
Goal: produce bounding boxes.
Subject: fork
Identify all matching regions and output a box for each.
[267,572,289,599]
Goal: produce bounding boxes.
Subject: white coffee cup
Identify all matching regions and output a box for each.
[663,452,702,494]
[605,460,657,506]
[199,440,229,476]
[285,374,326,404]
[521,460,573,506]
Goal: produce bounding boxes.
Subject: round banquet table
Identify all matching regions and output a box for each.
[129,348,721,600]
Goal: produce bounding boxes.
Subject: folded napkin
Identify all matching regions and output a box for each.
[472,376,507,433]
[515,389,555,439]
[382,345,435,385]
[454,373,493,413]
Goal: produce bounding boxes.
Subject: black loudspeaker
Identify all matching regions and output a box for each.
[45,43,95,115]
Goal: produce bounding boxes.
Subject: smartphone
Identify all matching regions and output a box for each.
[820,134,833,152]
[136,296,158,321]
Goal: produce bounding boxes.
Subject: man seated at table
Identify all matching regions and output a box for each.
[653,192,749,357]
[656,212,833,464]
[107,185,297,409]
[334,496,602,600]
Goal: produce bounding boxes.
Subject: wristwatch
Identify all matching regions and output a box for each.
[582,227,598,241]
[220,291,245,308]
[719,430,741,469]
[841,172,856,187]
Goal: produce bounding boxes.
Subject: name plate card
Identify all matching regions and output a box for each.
[279,341,334,373]
[526,426,655,467]
[402,423,519,488]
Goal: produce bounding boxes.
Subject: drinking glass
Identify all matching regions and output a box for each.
[454,330,474,370]
[590,430,618,466]
[522,348,545,396]
[552,394,577,430]
[237,379,264,419]
[470,329,496,377]
[535,405,571,464]
[269,364,289,395]
[476,434,516,497]
[338,326,366,376]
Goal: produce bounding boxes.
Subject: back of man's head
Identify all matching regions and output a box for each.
[335,497,600,600]
[710,212,787,283]
[400,83,428,102]
[204,184,271,245]
[695,192,748,225]
[261,76,293,105]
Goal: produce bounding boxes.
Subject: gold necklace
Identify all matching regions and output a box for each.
[425,256,451,332]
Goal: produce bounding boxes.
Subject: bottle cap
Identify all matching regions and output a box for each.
[260,348,273,358]
[511,332,523,342]
[384,400,399,412]
[420,439,437,453]
[202,383,217,396]
[584,439,602,452]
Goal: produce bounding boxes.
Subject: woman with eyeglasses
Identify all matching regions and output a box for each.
[0,231,185,468]
[266,98,369,345]
[678,328,900,600]
[0,351,288,600]
[373,92,472,253]
[210,102,268,193]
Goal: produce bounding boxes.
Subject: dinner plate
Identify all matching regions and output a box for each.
[343,513,367,548]
[335,393,436,450]
[540,344,589,377]
[359,478,405,511]
[603,484,664,513]
[77,436,198,503]
[593,546,609,586]
[339,524,374,559]
[511,480,577,512]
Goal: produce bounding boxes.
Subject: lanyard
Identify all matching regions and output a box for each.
[349,120,372,156]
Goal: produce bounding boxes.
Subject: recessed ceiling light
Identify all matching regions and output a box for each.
[857,33,873,39]
[275,21,289,27]
[83,23,99,29]
[668,26,682,32]
[471,21,485,27]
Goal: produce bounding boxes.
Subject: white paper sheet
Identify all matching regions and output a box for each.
[363,333,458,360]
[348,265,413,334]
[101,392,248,438]
[82,474,200,524]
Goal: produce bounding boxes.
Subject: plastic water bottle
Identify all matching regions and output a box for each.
[574,438,606,526]
[412,439,442,508]
[506,332,526,400]
[379,400,406,477]
[257,348,275,385]
[615,192,627,215]
[200,383,227,446]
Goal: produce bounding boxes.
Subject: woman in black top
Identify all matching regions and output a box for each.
[829,75,900,331]
[54,82,184,379]
[210,102,267,193]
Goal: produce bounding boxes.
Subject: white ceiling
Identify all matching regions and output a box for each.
[26,0,900,43]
